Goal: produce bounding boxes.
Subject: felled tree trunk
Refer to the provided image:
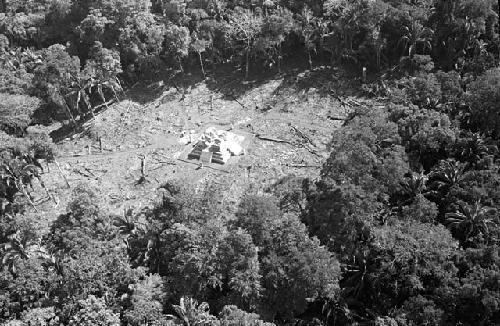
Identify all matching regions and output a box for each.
[198,51,206,78]
[245,46,250,80]
[178,57,184,73]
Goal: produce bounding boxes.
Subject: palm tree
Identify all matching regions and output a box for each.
[428,159,467,192]
[88,74,122,105]
[398,20,434,58]
[67,74,93,118]
[113,209,149,259]
[113,210,164,272]
[342,251,369,300]
[445,201,499,245]
[48,85,76,125]
[456,133,497,167]
[114,208,138,236]
[171,297,217,326]
[399,171,429,205]
[2,240,29,273]
[1,161,41,211]
[1,230,40,273]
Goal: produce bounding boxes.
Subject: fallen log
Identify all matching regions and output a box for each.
[20,183,38,212]
[36,175,58,207]
[82,167,98,178]
[149,161,177,172]
[256,135,291,144]
[284,164,321,168]
[54,160,70,188]
[177,158,230,173]
[290,125,316,147]
[233,97,247,110]
[327,115,348,121]
[298,143,322,158]
[330,92,351,107]
[73,168,98,180]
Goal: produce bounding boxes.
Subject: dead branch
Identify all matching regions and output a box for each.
[330,92,351,107]
[129,81,140,89]
[171,80,182,93]
[82,167,98,178]
[300,144,322,157]
[233,97,247,110]
[73,168,96,180]
[141,154,147,177]
[348,98,362,106]
[342,111,361,126]
[93,99,116,113]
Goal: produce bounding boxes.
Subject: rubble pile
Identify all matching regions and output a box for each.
[185,127,245,164]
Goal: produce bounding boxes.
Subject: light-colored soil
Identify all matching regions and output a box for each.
[30,67,370,229]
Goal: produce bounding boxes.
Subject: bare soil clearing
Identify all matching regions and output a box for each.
[30,68,374,227]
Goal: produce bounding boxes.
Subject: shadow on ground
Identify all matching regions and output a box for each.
[48,56,369,143]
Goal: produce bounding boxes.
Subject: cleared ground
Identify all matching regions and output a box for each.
[29,66,372,228]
